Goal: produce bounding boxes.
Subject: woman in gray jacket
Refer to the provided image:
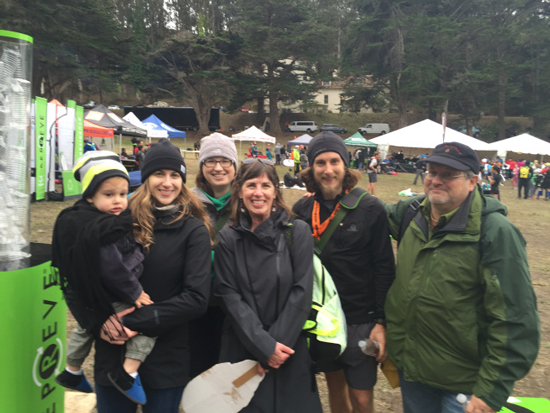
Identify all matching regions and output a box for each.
[214,159,322,412]
[189,133,238,377]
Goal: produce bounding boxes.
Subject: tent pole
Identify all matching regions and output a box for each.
[119,133,122,156]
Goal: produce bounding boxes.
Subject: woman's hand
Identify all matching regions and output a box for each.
[134,290,153,308]
[256,362,269,377]
[99,307,138,345]
[267,342,295,369]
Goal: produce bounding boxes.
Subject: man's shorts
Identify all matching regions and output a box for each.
[316,322,378,390]
[368,172,378,183]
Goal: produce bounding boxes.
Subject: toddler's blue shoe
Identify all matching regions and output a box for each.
[107,367,147,405]
[55,370,94,393]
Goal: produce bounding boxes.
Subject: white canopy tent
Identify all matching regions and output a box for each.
[488,133,550,162]
[232,126,276,158]
[371,119,496,159]
[123,112,168,142]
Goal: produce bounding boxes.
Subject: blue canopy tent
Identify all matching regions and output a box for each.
[286,134,313,152]
[141,114,187,139]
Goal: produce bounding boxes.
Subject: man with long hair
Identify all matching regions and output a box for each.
[293,132,395,413]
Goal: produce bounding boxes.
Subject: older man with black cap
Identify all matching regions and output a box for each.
[293,131,396,413]
[384,142,540,413]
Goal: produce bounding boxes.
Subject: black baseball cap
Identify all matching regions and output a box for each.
[424,142,479,174]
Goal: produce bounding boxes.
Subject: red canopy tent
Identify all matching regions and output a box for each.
[84,120,114,138]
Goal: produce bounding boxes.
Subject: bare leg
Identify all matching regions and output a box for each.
[349,388,374,413]
[66,364,81,372]
[123,358,142,375]
[325,370,353,413]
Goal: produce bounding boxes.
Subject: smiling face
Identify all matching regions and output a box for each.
[86,176,128,215]
[424,163,478,214]
[239,173,276,225]
[201,157,235,197]
[147,169,183,206]
[312,151,345,200]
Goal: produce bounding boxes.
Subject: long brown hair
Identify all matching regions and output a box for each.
[230,161,293,225]
[129,178,213,252]
[299,166,361,194]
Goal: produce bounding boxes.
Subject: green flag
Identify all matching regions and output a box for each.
[35,97,48,201]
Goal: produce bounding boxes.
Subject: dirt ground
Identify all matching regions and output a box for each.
[30,149,549,412]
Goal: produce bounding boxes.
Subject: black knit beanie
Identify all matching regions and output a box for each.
[307,131,349,167]
[140,139,187,183]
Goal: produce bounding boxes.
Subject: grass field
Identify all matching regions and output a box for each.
[30,147,550,412]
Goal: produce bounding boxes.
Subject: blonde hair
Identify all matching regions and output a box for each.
[129,180,213,253]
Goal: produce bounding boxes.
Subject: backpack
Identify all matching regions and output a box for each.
[287,188,368,362]
[519,166,530,179]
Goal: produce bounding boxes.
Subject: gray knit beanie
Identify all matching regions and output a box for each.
[199,133,238,169]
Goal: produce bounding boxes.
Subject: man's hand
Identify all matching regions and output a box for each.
[465,395,496,413]
[99,307,138,345]
[267,342,295,369]
[369,323,387,363]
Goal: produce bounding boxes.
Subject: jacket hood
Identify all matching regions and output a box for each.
[191,186,231,209]
[234,208,291,248]
[479,185,507,218]
[192,186,213,206]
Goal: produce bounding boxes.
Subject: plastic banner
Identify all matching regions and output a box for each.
[34,97,48,200]
[62,170,81,197]
[58,104,74,170]
[71,101,84,162]
[0,260,66,412]
[46,102,58,192]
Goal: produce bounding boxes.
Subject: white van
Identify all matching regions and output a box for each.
[358,123,390,135]
[286,121,318,133]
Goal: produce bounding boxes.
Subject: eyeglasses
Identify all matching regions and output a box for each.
[203,159,233,168]
[424,171,466,183]
[242,158,275,166]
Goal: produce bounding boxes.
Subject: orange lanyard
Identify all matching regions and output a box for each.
[311,190,349,240]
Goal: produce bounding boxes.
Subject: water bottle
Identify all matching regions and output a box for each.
[358,339,380,357]
[456,393,469,411]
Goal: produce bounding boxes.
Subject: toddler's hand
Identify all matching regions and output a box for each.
[135,291,153,308]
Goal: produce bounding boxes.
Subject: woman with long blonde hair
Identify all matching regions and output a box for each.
[95,139,212,413]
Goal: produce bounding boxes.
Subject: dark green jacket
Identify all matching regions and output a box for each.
[384,186,540,411]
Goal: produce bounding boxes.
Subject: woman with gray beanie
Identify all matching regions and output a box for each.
[189,132,239,377]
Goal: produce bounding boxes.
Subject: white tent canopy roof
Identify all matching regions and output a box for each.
[232,126,276,143]
[123,112,168,139]
[370,119,494,151]
[488,133,550,157]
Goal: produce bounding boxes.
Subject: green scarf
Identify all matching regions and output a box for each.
[202,189,231,210]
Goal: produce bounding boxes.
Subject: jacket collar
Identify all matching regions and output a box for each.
[415,188,481,241]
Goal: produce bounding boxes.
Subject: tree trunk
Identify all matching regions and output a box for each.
[256,97,265,122]
[269,93,282,134]
[497,68,506,141]
[197,106,211,136]
[267,64,282,134]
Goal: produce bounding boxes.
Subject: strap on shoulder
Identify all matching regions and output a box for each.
[398,196,425,243]
[340,187,368,209]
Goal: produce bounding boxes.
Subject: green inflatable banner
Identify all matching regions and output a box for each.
[62,170,82,198]
[35,97,48,201]
[71,100,84,162]
[0,256,66,412]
